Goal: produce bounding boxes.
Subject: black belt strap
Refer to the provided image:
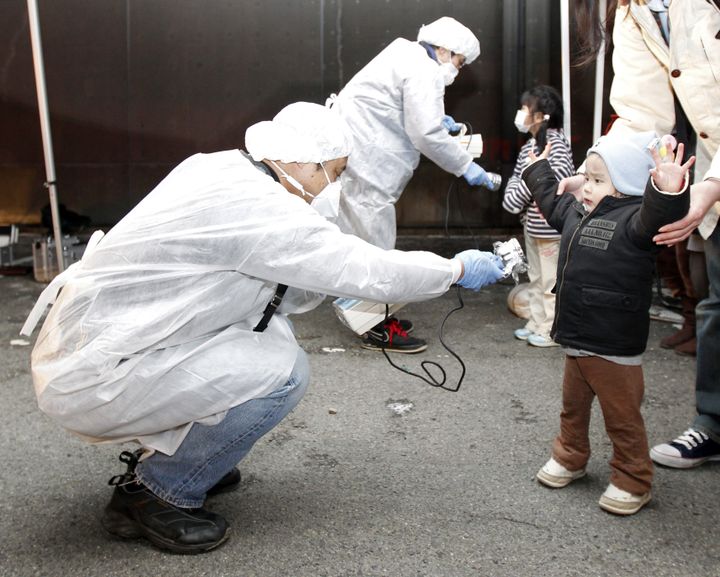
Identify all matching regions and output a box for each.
[253,284,288,332]
[672,96,697,183]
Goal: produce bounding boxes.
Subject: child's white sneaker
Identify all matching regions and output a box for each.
[598,483,651,515]
[536,457,586,488]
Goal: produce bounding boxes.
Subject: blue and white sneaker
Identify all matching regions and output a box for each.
[514,327,533,341]
[650,428,720,469]
[527,333,560,348]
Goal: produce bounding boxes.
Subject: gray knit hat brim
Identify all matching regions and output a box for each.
[587,131,657,196]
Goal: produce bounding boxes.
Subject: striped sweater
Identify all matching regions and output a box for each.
[502,129,575,239]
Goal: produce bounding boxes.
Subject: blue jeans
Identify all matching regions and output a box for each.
[695,226,720,442]
[136,348,310,508]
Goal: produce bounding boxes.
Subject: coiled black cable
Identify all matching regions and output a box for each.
[379,286,467,392]
[377,119,484,392]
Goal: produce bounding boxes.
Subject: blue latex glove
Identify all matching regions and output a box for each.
[463,162,502,191]
[442,114,464,134]
[454,250,505,291]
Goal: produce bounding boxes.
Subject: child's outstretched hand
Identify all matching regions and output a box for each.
[527,142,551,165]
[650,142,695,193]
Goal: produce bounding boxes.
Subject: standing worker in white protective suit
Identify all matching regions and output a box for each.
[328,16,501,353]
[21,102,504,554]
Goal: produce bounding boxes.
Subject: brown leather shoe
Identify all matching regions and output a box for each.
[674,337,697,357]
[660,325,694,349]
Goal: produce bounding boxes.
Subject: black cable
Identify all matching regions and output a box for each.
[379,119,489,392]
[444,177,452,237]
[454,180,482,250]
[444,121,481,249]
[378,286,467,392]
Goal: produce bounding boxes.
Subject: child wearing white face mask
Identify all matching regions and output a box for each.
[502,85,575,347]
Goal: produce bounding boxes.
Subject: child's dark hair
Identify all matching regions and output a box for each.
[520,85,564,152]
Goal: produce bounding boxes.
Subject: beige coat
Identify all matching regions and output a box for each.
[608,0,720,237]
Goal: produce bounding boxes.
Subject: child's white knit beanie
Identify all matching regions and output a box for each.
[587,131,657,196]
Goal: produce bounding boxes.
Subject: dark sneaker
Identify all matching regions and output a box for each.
[206,468,241,497]
[370,316,414,334]
[101,451,229,553]
[650,429,720,469]
[361,318,427,353]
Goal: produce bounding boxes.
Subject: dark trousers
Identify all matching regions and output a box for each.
[552,355,653,495]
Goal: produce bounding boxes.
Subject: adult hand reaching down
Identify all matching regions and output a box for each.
[654,178,720,246]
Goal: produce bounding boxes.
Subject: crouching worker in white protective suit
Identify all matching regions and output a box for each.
[20,102,505,554]
[327,16,502,354]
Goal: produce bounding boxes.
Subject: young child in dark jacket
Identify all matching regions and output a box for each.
[522,130,694,515]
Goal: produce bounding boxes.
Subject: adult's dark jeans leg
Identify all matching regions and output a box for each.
[137,348,310,508]
[695,228,720,442]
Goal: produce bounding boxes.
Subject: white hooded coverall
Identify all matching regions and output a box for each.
[332,38,474,250]
[25,151,459,456]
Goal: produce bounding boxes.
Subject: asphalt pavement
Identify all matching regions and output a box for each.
[0,266,718,577]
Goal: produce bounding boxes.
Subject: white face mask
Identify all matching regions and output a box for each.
[311,180,342,221]
[514,110,550,134]
[310,163,342,221]
[440,61,459,86]
[514,109,530,133]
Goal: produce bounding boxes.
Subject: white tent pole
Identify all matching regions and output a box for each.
[560,0,572,143]
[593,0,607,142]
[27,0,64,273]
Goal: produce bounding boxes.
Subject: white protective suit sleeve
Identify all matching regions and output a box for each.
[402,59,473,177]
[27,150,458,455]
[332,39,475,249]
